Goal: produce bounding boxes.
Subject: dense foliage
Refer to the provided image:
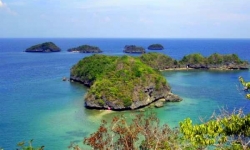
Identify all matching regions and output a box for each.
[140,52,176,70]
[180,109,250,149]
[84,55,167,108]
[84,110,250,150]
[71,54,118,84]
[139,52,248,70]
[26,42,61,52]
[207,53,243,65]
[180,53,247,65]
[68,45,102,53]
[179,53,206,65]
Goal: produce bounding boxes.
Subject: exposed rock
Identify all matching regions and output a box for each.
[148,44,164,50]
[70,75,93,87]
[25,42,61,52]
[123,45,145,53]
[84,86,182,110]
[62,77,67,81]
[68,45,102,53]
[158,98,166,102]
[155,101,164,108]
[165,93,183,102]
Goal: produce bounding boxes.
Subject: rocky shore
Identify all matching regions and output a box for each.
[84,85,182,110]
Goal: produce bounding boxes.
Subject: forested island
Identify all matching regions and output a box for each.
[123,45,146,53]
[148,44,164,50]
[70,53,248,110]
[25,42,61,52]
[70,54,182,110]
[68,45,102,53]
[140,53,249,70]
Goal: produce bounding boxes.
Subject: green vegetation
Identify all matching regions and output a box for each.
[140,52,176,70]
[179,53,206,65]
[16,139,44,150]
[180,110,250,149]
[71,54,118,84]
[179,53,247,66]
[76,55,168,108]
[70,53,248,109]
[84,109,250,150]
[148,44,164,50]
[207,53,244,65]
[139,52,248,70]
[68,45,102,53]
[25,42,61,52]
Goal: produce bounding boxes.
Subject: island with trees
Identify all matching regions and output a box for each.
[140,52,249,70]
[148,44,164,50]
[70,54,182,110]
[123,45,146,53]
[25,42,61,52]
[68,45,102,53]
[70,53,248,110]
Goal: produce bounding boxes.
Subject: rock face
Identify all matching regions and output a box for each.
[68,45,102,53]
[70,54,182,110]
[155,101,164,108]
[25,42,61,52]
[123,45,145,53]
[85,84,182,110]
[148,44,164,50]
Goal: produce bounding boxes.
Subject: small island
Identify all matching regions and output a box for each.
[140,53,249,70]
[25,42,61,52]
[148,44,164,50]
[70,54,182,110]
[123,45,146,53]
[68,45,102,53]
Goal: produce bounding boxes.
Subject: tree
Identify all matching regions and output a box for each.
[84,109,250,150]
[84,113,181,150]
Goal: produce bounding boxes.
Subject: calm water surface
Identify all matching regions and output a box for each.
[0,38,250,149]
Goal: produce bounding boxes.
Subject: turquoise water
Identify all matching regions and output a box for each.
[0,39,250,149]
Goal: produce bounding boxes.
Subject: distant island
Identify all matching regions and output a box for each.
[123,45,146,53]
[70,54,182,110]
[25,42,61,52]
[148,44,164,50]
[68,45,102,53]
[140,53,249,70]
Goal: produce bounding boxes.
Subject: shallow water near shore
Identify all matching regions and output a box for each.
[0,38,250,149]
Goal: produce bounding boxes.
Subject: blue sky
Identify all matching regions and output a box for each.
[0,0,250,38]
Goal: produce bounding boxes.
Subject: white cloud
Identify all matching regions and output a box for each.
[0,0,17,15]
[0,0,5,7]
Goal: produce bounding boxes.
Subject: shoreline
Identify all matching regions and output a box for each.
[160,67,249,71]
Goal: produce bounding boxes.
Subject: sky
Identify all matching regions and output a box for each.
[0,0,250,38]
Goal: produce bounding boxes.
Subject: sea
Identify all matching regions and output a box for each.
[0,38,250,149]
